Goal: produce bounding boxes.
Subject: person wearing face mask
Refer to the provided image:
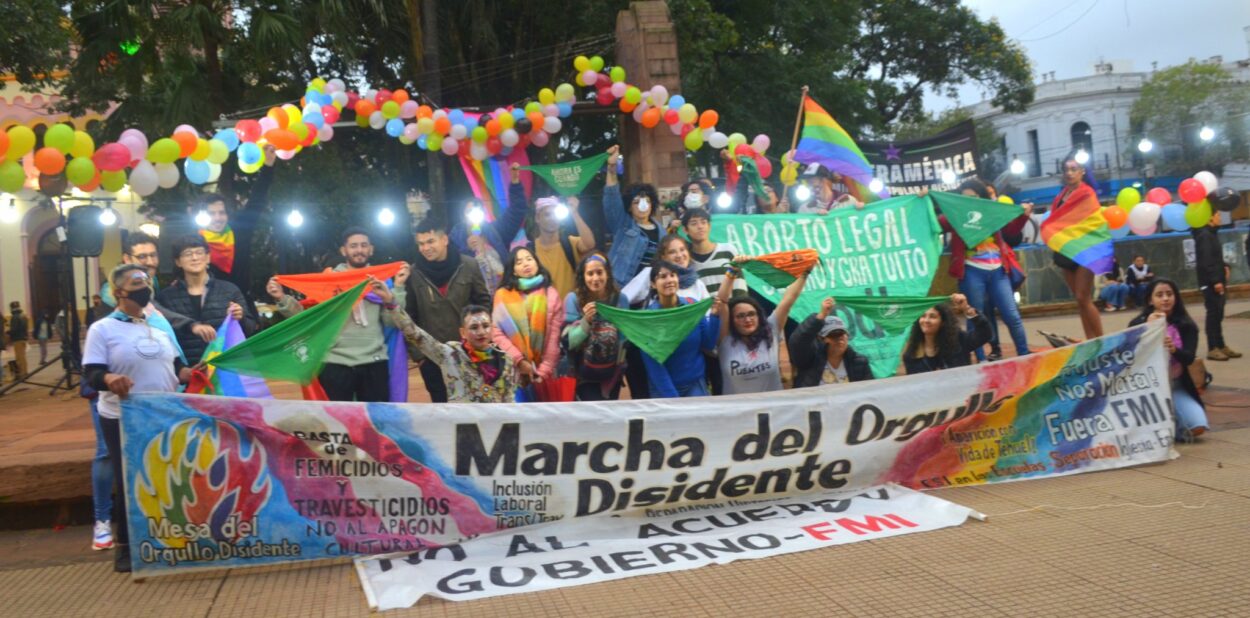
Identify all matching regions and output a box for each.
[677,178,714,216]
[601,145,664,285]
[530,193,596,299]
[385,294,518,403]
[157,235,257,365]
[83,264,194,573]
[562,253,630,401]
[266,227,410,402]
[790,297,875,387]
[491,246,566,399]
[902,294,992,374]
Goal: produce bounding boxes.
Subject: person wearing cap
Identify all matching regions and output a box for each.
[531,194,596,299]
[792,164,864,214]
[789,297,875,387]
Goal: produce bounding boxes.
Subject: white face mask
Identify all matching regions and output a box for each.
[684,192,704,209]
[636,197,651,213]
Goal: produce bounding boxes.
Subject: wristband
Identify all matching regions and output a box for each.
[384,302,398,310]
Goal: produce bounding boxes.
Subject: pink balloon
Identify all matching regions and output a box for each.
[276,149,297,161]
[1145,187,1171,206]
[440,137,460,155]
[400,100,419,119]
[668,121,683,135]
[258,117,278,133]
[610,82,627,98]
[317,124,335,141]
[531,131,549,147]
[756,156,773,178]
[543,104,559,117]
[751,134,771,153]
[402,123,421,141]
[119,135,147,162]
[174,124,198,136]
[632,103,648,123]
[580,70,599,87]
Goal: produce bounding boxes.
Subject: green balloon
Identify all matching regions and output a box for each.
[66,157,96,186]
[100,170,127,192]
[1183,200,1213,228]
[589,56,605,72]
[524,102,541,114]
[0,160,25,192]
[471,126,488,143]
[147,138,181,164]
[44,124,75,154]
[609,66,626,83]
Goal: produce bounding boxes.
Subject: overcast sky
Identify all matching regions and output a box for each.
[925,0,1250,112]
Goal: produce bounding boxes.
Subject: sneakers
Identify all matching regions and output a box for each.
[1207,348,1230,361]
[1222,346,1243,359]
[93,521,114,551]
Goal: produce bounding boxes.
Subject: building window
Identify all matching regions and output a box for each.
[1070,121,1093,161]
[1027,130,1041,178]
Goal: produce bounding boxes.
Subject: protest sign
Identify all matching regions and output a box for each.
[709,197,942,377]
[862,121,980,196]
[121,321,1175,577]
[356,485,973,609]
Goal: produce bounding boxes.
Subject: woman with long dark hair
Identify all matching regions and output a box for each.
[1127,279,1209,440]
[562,253,629,401]
[491,246,565,397]
[1048,154,1106,339]
[713,265,807,394]
[902,294,992,374]
[641,261,720,398]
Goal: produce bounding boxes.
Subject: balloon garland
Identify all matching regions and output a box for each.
[0,54,772,197]
[1102,169,1237,238]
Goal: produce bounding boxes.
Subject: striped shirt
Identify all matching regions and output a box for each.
[692,242,748,296]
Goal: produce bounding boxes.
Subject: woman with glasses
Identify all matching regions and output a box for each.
[713,261,808,394]
[84,264,193,572]
[157,235,257,364]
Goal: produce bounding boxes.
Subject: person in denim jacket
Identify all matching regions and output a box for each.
[601,145,665,287]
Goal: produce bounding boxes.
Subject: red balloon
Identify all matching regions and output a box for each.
[595,89,614,106]
[235,119,262,143]
[664,109,680,125]
[1145,187,1171,205]
[322,106,340,124]
[486,137,503,155]
[596,73,612,87]
[734,144,755,158]
[1178,178,1206,204]
[346,92,360,108]
[375,89,392,105]
[755,156,773,178]
[301,123,318,146]
[92,143,131,172]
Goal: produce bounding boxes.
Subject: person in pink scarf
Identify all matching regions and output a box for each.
[491,246,565,399]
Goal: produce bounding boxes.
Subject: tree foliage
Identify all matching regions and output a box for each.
[1130,61,1250,175]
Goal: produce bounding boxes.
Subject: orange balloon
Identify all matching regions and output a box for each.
[355,100,377,117]
[0,131,10,159]
[433,117,451,135]
[1102,205,1128,229]
[417,105,433,119]
[264,129,299,151]
[392,89,410,103]
[79,170,102,191]
[698,109,719,130]
[172,132,198,158]
[620,99,637,114]
[485,119,501,137]
[641,108,661,128]
[526,112,545,132]
[268,107,289,129]
[34,147,67,175]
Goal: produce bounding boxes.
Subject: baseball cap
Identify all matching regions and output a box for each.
[819,316,848,338]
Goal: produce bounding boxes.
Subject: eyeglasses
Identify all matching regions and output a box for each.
[733,311,758,320]
[129,252,158,261]
[180,249,208,259]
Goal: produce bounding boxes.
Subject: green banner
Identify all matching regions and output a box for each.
[929,191,1024,247]
[710,195,942,377]
[521,152,609,197]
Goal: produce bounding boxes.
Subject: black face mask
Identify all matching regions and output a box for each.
[124,287,152,308]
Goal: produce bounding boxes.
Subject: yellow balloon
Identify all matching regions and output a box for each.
[190,138,211,161]
[780,162,799,187]
[498,113,515,130]
[996,195,1014,205]
[70,131,96,158]
[207,139,230,164]
[284,104,302,127]
[538,88,555,105]
[7,125,37,158]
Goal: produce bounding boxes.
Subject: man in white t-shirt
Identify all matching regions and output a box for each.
[83,264,190,573]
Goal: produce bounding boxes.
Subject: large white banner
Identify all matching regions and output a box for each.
[355,485,974,609]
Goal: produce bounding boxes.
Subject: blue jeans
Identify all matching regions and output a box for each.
[960,266,1029,357]
[1129,282,1149,307]
[90,399,113,522]
[676,380,709,398]
[1100,283,1129,308]
[1172,382,1209,433]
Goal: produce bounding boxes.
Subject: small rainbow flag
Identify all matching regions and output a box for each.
[187,315,273,399]
[1040,184,1114,275]
[792,95,888,202]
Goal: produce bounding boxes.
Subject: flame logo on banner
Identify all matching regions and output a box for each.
[134,419,272,549]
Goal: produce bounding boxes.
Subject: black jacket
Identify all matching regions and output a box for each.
[156,276,257,364]
[7,310,28,341]
[1190,226,1226,288]
[1129,313,1202,405]
[903,313,992,375]
[403,255,491,360]
[789,315,875,387]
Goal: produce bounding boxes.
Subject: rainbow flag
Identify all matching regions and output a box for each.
[792,96,888,202]
[457,132,532,221]
[187,315,273,399]
[199,226,235,274]
[1040,184,1114,275]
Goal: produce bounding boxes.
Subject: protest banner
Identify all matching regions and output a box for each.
[120,321,1175,577]
[709,197,942,377]
[862,121,979,196]
[355,484,974,609]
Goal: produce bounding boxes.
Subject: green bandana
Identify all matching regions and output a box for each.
[208,280,368,384]
[737,156,769,199]
[521,152,610,197]
[928,191,1024,247]
[595,298,713,363]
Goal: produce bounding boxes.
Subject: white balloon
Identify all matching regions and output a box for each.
[128,161,158,196]
[470,143,488,160]
[441,137,460,155]
[650,84,668,106]
[206,162,222,183]
[1127,202,1161,229]
[331,91,349,108]
[499,129,520,147]
[1193,170,1218,193]
[708,132,729,149]
[450,124,468,140]
[317,124,335,141]
[432,109,448,120]
[542,116,562,134]
[326,78,346,93]
[155,162,180,189]
[369,111,386,129]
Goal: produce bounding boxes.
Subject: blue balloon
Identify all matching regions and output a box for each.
[463,116,478,130]
[511,108,527,120]
[385,118,404,137]
[668,95,685,109]
[417,134,428,149]
[1160,203,1190,231]
[213,129,239,152]
[302,110,324,128]
[557,102,573,118]
[449,109,465,125]
[238,142,262,165]
[1109,224,1131,239]
[185,159,210,185]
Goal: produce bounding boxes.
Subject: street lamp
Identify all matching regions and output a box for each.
[1010,157,1025,175]
[286,209,304,229]
[868,178,885,194]
[1074,149,1090,165]
[194,209,211,227]
[940,169,957,185]
[98,207,118,226]
[377,207,395,226]
[793,185,812,203]
[1199,126,1215,142]
[1137,138,1154,153]
[716,192,733,209]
